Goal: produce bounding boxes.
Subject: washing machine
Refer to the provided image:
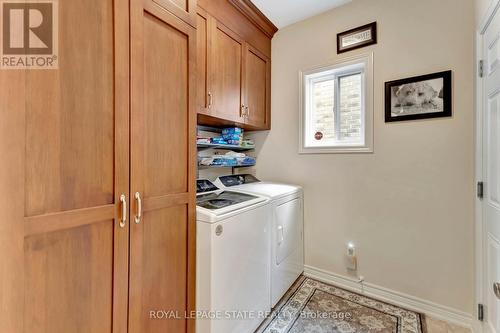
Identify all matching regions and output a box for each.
[196,179,271,333]
[214,175,304,307]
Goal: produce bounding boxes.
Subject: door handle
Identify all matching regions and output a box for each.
[494,282,500,299]
[119,194,127,228]
[277,225,284,245]
[208,92,213,109]
[134,192,142,224]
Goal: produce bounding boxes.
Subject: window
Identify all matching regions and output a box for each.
[299,53,373,153]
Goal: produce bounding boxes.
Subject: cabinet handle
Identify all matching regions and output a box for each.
[240,104,246,118]
[245,106,250,118]
[119,194,127,228]
[134,192,142,224]
[208,92,213,109]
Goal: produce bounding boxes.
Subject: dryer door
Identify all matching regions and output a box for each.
[276,198,302,265]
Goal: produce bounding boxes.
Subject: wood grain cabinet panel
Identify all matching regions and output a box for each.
[196,4,274,130]
[210,21,245,124]
[152,0,197,27]
[130,1,197,333]
[142,12,189,197]
[1,0,196,330]
[131,206,189,332]
[7,0,132,331]
[24,222,114,333]
[25,0,115,217]
[244,45,271,129]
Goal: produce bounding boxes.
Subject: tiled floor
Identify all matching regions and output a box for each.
[424,316,471,333]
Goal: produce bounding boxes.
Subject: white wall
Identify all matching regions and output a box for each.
[251,0,475,314]
[476,0,492,25]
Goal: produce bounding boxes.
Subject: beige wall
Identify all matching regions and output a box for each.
[251,0,475,314]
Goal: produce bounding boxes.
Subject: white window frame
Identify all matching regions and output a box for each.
[299,52,374,154]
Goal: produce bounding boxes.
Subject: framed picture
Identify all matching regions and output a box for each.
[385,70,452,122]
[337,22,377,54]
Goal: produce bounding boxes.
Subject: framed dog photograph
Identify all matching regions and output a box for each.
[337,22,377,54]
[385,71,452,122]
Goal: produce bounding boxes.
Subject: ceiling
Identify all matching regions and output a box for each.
[251,0,352,29]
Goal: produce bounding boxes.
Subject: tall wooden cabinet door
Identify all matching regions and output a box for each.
[151,0,197,27]
[244,44,271,129]
[210,21,246,123]
[0,0,131,332]
[129,1,196,333]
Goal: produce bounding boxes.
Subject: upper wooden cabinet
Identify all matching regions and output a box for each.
[151,0,197,27]
[244,44,271,129]
[197,0,276,130]
[210,19,245,124]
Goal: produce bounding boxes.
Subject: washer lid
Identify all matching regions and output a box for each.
[214,175,302,199]
[197,179,220,194]
[196,193,268,223]
[217,174,260,187]
[235,183,302,199]
[196,191,260,210]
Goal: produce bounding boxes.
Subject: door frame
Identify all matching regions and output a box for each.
[476,1,500,332]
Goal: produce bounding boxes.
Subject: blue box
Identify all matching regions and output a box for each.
[222,127,243,136]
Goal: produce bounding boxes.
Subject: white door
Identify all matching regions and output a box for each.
[482,7,500,332]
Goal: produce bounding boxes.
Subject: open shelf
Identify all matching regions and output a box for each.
[197,163,256,169]
[197,143,255,151]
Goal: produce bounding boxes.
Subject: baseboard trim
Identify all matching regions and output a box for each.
[303,265,474,330]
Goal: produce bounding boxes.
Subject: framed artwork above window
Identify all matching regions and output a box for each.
[299,53,374,154]
[337,22,377,54]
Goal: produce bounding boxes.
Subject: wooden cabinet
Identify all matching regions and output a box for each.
[196,1,276,130]
[129,0,196,332]
[0,0,196,332]
[244,44,271,129]
[198,8,246,126]
[210,20,245,124]
[2,0,130,331]
[151,0,197,27]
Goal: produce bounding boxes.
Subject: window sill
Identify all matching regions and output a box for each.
[299,146,373,154]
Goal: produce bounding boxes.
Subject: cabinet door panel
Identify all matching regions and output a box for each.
[24,222,114,333]
[25,0,115,217]
[211,22,245,123]
[142,13,189,197]
[134,206,189,332]
[130,2,196,333]
[245,45,270,129]
[197,9,210,113]
[152,0,197,27]
[1,0,131,331]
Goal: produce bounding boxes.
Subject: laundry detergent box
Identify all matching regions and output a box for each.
[211,137,228,145]
[222,127,243,136]
[222,127,243,145]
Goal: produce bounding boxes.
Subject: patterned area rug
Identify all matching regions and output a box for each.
[257,277,424,333]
